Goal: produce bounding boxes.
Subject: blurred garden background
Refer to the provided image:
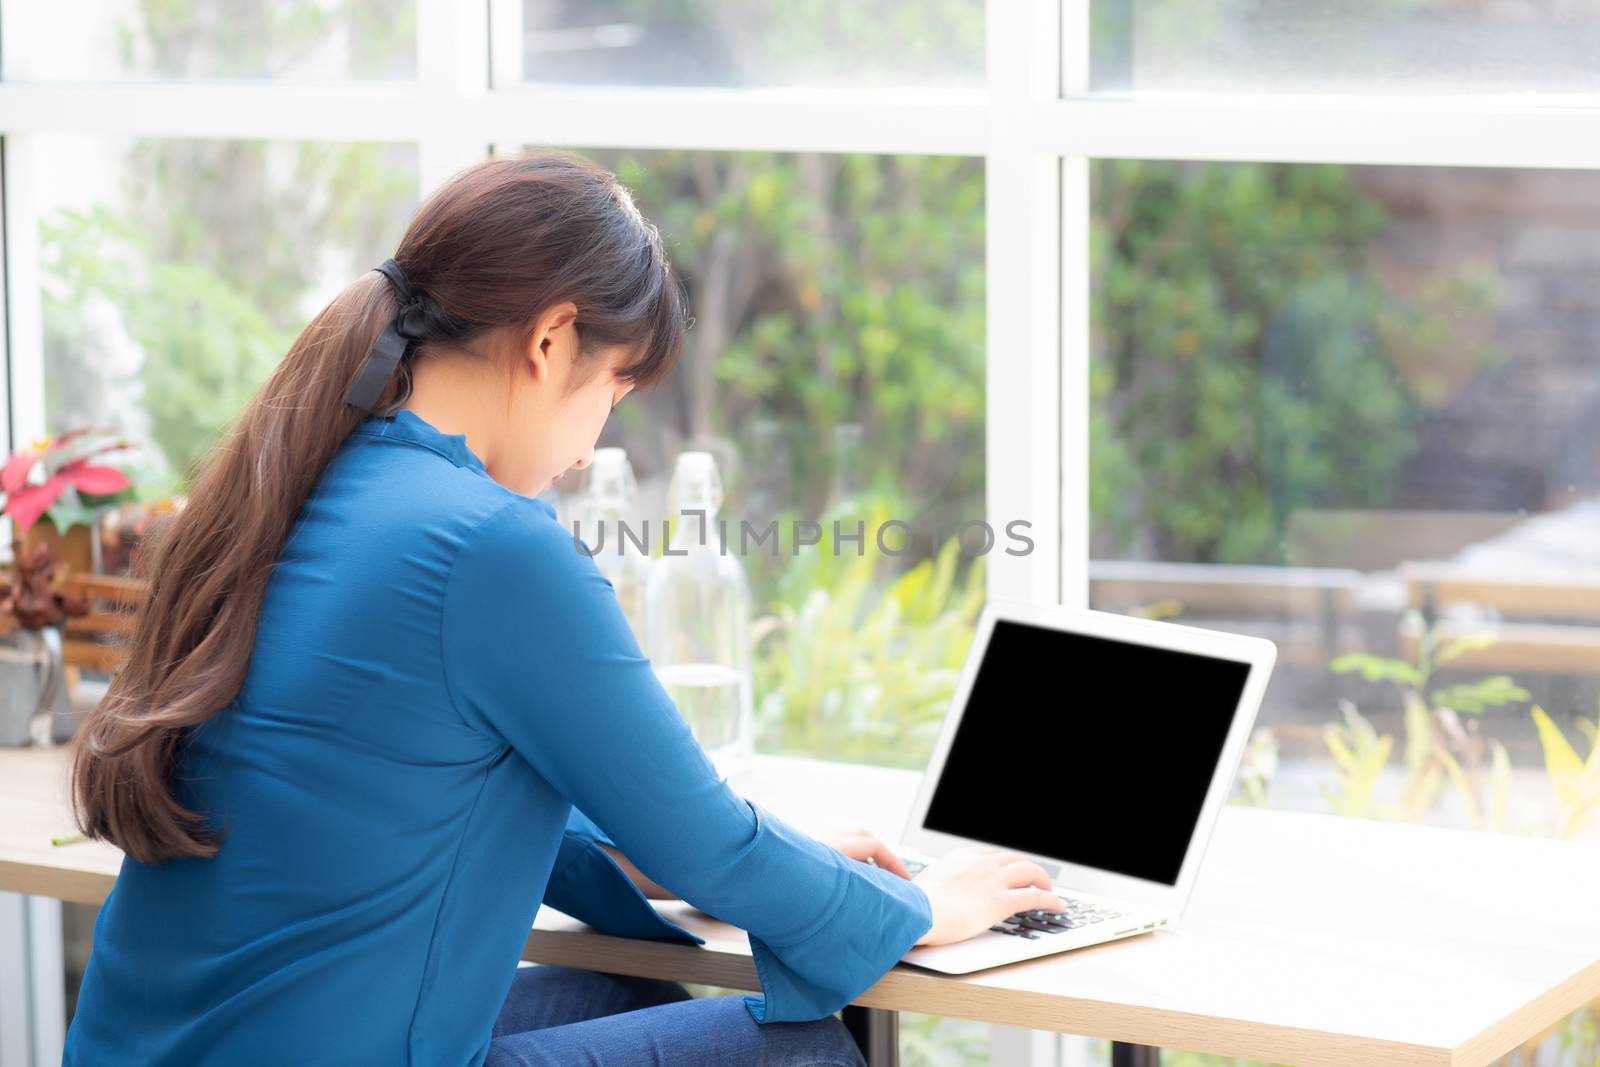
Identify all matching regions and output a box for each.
[13,0,1600,1064]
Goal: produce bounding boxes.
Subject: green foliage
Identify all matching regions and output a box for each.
[1329,651,1528,717]
[1090,160,1500,564]
[1327,651,1422,688]
[588,149,986,534]
[44,206,292,485]
[1324,622,1529,829]
[41,141,415,487]
[583,150,992,774]
[752,505,987,768]
[35,1,416,492]
[44,213,259,485]
[1428,676,1529,715]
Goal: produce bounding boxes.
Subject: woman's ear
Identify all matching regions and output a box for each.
[524,301,580,381]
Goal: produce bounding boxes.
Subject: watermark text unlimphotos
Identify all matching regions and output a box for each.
[569,511,1035,559]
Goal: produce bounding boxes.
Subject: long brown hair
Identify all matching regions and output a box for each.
[71,150,687,864]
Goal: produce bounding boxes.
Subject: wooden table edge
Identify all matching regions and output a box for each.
[1454,959,1600,1067]
[521,918,1466,1067]
[2,859,1587,1067]
[0,858,115,907]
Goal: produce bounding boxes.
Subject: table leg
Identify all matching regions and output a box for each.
[841,1004,899,1067]
[1111,1041,1160,1067]
[0,892,64,1067]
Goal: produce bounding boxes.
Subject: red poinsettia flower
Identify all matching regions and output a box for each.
[1,430,133,536]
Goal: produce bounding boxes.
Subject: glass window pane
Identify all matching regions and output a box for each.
[510,2,984,89]
[34,136,420,492]
[1090,159,1600,844]
[5,2,415,81]
[538,147,987,766]
[1089,2,1600,95]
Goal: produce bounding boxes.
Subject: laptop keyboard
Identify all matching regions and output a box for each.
[899,857,1121,938]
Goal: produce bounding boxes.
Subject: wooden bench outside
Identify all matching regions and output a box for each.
[1088,560,1365,667]
[1399,563,1600,676]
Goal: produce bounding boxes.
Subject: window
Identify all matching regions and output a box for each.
[559,147,986,766]
[1088,1,1600,95]
[6,1,1599,1062]
[30,136,418,494]
[1090,160,1600,838]
[3,1,416,81]
[505,1,984,89]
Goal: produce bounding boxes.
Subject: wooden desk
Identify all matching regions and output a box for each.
[5,747,1599,1066]
[0,746,121,905]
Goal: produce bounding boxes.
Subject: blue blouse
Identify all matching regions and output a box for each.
[64,408,932,1067]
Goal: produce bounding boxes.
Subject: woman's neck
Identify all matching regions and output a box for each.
[402,354,502,471]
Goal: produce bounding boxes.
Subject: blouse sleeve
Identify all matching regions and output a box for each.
[563,803,614,848]
[441,497,932,1024]
[545,805,705,945]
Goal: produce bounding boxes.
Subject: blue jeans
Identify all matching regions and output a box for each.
[483,964,869,1067]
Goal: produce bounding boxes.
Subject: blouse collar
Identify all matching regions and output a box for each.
[356,408,489,476]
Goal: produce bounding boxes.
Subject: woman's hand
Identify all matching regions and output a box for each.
[821,830,1067,947]
[823,828,913,878]
[908,845,1069,947]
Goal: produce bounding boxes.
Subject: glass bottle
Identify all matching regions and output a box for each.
[645,451,754,778]
[572,447,651,652]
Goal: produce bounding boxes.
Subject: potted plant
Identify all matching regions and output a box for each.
[0,540,89,746]
[2,429,137,575]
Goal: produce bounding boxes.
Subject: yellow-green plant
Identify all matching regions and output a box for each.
[1327,616,1525,829]
[1531,704,1600,840]
[1321,702,1394,819]
[1554,1001,1599,1063]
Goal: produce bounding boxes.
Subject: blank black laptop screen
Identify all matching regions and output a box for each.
[921,619,1252,885]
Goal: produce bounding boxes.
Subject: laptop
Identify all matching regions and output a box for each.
[882,597,1277,974]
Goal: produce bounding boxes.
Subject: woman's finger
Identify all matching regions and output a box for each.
[826,832,912,879]
[855,835,913,878]
[1006,885,1071,913]
[999,858,1054,891]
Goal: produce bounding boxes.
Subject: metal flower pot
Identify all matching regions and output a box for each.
[0,627,71,746]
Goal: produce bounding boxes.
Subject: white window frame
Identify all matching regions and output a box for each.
[5,0,1600,601]
[8,7,1600,1065]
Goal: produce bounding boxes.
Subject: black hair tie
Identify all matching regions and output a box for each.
[343,258,425,415]
[344,258,485,415]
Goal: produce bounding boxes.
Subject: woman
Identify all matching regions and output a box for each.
[63,149,1067,1066]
